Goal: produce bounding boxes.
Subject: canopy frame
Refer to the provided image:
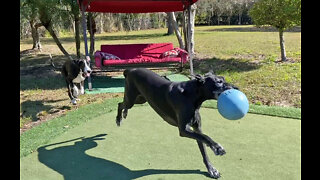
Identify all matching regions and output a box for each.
[78,0,197,90]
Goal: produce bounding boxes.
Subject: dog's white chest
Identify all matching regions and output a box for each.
[72,73,85,83]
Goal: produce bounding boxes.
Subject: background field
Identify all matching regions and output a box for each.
[20,25,301,131]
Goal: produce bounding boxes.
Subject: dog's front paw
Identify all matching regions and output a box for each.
[80,88,85,95]
[116,116,122,127]
[207,164,221,179]
[210,144,226,156]
[71,98,77,105]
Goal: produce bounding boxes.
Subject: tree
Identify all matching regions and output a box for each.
[20,0,42,50]
[224,0,235,25]
[168,12,184,49]
[68,0,81,58]
[87,12,98,57]
[34,0,72,59]
[166,13,174,35]
[249,0,301,61]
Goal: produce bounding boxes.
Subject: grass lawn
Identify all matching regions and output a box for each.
[20,104,301,180]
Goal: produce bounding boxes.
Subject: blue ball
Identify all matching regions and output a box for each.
[217,89,249,120]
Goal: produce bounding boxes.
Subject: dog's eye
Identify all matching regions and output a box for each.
[216,78,223,84]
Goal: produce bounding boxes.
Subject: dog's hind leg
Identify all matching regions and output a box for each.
[116,102,125,126]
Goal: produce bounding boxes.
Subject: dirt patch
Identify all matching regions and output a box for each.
[20,89,123,134]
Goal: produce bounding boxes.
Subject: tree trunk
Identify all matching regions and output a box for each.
[39,7,71,60]
[74,14,81,58]
[167,13,174,35]
[238,13,242,25]
[98,14,104,33]
[30,20,42,50]
[168,12,184,49]
[87,12,96,57]
[279,30,287,61]
[70,1,81,58]
[46,24,71,60]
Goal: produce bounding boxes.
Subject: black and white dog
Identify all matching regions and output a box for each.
[116,68,238,179]
[50,55,92,105]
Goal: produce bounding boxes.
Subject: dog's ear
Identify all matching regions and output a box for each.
[195,74,205,85]
[217,75,225,82]
[209,65,214,74]
[73,59,81,67]
[205,71,214,77]
[177,86,184,93]
[162,75,171,81]
[86,56,91,63]
[233,85,239,90]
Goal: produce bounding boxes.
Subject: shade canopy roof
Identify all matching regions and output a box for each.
[78,0,199,13]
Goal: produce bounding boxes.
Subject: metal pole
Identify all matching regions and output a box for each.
[81,3,92,90]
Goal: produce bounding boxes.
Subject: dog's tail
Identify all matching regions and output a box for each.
[49,54,62,71]
[123,69,130,78]
[49,54,55,68]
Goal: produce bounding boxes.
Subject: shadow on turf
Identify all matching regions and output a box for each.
[201,26,301,33]
[38,134,207,180]
[193,56,262,74]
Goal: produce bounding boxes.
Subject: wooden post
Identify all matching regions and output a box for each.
[81,2,92,90]
[182,10,188,52]
[189,3,196,55]
[187,5,194,76]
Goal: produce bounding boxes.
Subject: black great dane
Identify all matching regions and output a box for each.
[116,68,238,179]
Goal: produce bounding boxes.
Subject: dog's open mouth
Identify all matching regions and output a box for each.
[82,72,90,78]
[212,90,223,99]
[212,91,223,95]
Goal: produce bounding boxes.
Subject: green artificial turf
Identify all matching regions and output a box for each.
[20,106,301,180]
[84,76,125,94]
[84,73,190,94]
[20,98,121,158]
